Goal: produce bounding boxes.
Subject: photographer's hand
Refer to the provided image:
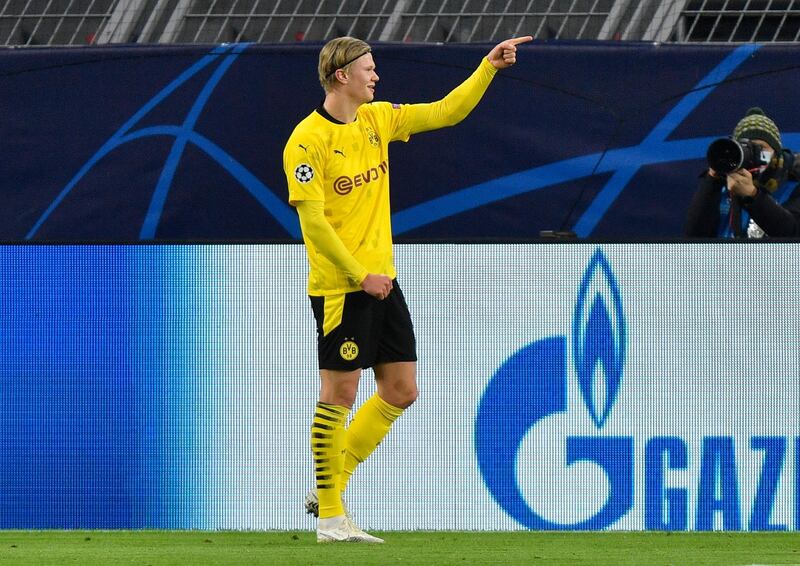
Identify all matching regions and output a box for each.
[727,168,757,198]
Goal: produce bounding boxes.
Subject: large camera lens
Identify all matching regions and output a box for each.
[706,137,765,174]
[706,138,744,174]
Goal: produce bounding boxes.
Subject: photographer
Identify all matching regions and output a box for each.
[684,107,800,238]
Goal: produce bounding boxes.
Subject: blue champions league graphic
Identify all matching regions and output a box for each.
[475,248,799,531]
[2,42,800,240]
[475,249,632,530]
[24,43,301,241]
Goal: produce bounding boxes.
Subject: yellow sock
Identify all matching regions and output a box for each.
[311,402,350,518]
[341,393,404,492]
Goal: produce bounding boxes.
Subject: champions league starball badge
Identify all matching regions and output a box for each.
[294,163,314,183]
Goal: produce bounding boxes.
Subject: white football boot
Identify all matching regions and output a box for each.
[304,489,319,517]
[316,514,384,544]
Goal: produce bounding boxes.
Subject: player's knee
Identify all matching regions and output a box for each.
[398,384,418,409]
[378,381,417,409]
[320,375,360,408]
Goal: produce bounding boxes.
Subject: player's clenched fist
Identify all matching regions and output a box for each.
[361,273,393,300]
[486,35,533,69]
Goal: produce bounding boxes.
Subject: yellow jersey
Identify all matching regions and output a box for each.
[284,57,497,296]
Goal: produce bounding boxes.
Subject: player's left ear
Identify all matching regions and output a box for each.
[334,68,348,85]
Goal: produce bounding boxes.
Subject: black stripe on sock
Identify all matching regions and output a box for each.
[314,412,339,423]
[316,402,346,415]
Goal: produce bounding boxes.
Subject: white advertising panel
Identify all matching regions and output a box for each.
[207,244,799,531]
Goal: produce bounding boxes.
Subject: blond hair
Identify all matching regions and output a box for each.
[318,37,372,92]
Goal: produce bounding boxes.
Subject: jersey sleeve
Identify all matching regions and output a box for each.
[284,132,326,205]
[381,57,498,142]
[295,200,369,284]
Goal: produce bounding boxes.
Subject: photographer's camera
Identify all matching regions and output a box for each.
[706,137,769,175]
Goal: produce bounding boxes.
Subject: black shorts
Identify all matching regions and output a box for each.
[309,280,417,371]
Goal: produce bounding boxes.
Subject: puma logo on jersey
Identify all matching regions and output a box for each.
[298,144,309,153]
[334,149,346,157]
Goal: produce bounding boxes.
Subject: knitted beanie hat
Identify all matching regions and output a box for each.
[733,107,782,151]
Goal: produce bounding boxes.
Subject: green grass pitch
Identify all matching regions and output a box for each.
[0,531,797,565]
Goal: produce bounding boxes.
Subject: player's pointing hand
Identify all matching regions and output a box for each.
[486,35,532,70]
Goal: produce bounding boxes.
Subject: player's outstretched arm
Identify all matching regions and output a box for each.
[398,35,532,135]
[486,36,532,69]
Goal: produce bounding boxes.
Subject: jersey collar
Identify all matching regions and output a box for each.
[315,102,358,125]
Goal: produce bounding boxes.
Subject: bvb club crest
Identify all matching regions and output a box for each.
[340,340,359,361]
[366,127,380,147]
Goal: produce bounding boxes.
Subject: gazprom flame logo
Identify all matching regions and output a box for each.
[573,250,625,428]
[475,248,633,530]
